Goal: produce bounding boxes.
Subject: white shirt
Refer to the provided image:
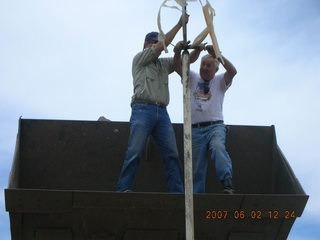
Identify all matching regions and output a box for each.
[190,70,231,124]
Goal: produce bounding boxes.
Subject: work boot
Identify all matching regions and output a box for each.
[221,178,235,194]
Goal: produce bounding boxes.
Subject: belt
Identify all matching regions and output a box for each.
[192,120,224,128]
[132,99,167,108]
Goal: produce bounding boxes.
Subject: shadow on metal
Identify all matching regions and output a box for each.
[5,119,308,240]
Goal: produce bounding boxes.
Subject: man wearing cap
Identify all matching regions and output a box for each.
[117,15,188,193]
[174,43,237,194]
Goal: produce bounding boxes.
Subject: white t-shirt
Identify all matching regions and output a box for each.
[190,70,231,124]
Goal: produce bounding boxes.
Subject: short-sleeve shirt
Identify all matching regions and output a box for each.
[190,70,231,124]
[131,45,174,106]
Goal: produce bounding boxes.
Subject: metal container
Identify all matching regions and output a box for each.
[5,119,308,240]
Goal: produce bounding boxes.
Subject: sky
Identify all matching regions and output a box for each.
[1,0,319,239]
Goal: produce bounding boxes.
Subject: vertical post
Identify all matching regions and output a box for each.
[182,2,187,44]
[182,2,194,240]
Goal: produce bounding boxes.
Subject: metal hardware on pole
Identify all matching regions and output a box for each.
[182,1,194,240]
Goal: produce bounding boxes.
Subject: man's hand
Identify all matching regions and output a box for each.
[193,43,207,51]
[189,43,205,64]
[178,14,189,26]
[173,40,190,53]
[174,41,184,54]
[205,45,217,58]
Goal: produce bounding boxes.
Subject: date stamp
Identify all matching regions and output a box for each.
[205,210,296,220]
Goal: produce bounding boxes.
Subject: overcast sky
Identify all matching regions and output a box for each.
[1,0,320,239]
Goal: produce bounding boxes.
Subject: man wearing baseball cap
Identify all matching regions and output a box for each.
[117,15,189,193]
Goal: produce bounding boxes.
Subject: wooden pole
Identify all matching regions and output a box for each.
[182,2,194,240]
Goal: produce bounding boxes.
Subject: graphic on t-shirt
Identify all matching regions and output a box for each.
[193,81,212,102]
[193,81,212,112]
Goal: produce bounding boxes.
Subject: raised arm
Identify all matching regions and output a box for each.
[154,15,189,53]
[173,43,183,76]
[206,45,237,86]
[221,55,237,86]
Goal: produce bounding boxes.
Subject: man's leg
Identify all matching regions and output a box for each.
[192,127,209,193]
[117,103,155,192]
[208,123,234,193]
[152,108,184,193]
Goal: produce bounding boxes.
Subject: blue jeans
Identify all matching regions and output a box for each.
[117,103,184,193]
[192,123,233,193]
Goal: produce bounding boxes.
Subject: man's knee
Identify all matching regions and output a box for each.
[211,141,226,152]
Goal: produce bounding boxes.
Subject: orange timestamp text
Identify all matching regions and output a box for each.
[205,210,296,220]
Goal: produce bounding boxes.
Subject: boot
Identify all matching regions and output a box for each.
[221,178,235,194]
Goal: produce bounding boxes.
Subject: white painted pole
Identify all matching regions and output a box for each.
[182,50,194,240]
[182,2,194,240]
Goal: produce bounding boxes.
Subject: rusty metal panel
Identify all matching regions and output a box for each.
[5,190,308,240]
[8,118,22,189]
[35,229,72,240]
[5,189,72,213]
[74,192,185,239]
[18,120,131,191]
[122,230,180,240]
[239,194,308,217]
[193,193,306,240]
[16,120,183,192]
[73,191,185,210]
[228,232,264,240]
[10,119,299,194]
[223,125,274,194]
[4,119,308,240]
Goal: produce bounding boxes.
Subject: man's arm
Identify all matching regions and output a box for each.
[173,49,182,77]
[206,45,237,86]
[220,55,237,86]
[189,44,206,63]
[154,15,189,54]
[173,42,205,76]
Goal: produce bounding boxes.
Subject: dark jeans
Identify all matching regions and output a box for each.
[117,103,184,193]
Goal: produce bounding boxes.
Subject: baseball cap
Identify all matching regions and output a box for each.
[145,32,159,42]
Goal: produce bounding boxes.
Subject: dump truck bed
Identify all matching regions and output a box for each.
[5,119,308,240]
